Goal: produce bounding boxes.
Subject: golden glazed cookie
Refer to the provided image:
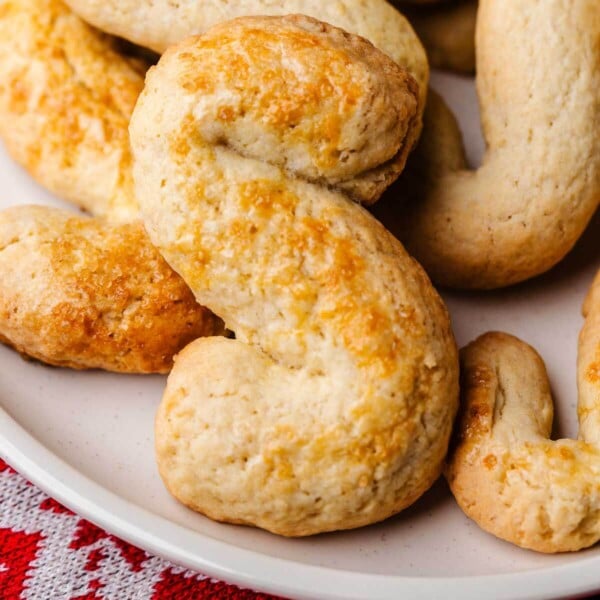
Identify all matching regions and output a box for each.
[141,16,422,206]
[446,271,600,553]
[131,16,459,536]
[399,0,476,73]
[0,0,146,221]
[0,205,224,373]
[380,0,600,289]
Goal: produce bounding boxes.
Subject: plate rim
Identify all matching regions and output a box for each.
[1,405,599,600]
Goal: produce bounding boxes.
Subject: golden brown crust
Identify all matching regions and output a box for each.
[160,15,421,206]
[0,205,224,373]
[0,0,145,221]
[446,272,600,552]
[132,16,459,536]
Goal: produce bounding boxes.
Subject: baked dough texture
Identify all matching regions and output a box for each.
[446,271,600,553]
[384,0,600,289]
[0,205,223,373]
[140,15,422,206]
[0,0,428,219]
[0,0,146,221]
[399,0,476,73]
[131,16,459,536]
[63,0,429,109]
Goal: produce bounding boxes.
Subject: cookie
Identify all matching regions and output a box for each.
[0,205,224,373]
[0,0,146,221]
[131,16,459,535]
[446,270,600,552]
[381,0,600,289]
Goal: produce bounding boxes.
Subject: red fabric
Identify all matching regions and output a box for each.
[0,458,283,600]
[0,529,45,599]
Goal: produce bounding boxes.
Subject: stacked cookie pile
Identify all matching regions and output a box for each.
[0,0,598,552]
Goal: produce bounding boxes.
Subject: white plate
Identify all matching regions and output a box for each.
[0,73,599,600]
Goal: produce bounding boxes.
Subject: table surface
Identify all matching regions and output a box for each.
[0,458,283,600]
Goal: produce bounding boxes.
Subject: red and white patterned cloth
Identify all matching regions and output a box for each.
[0,459,282,599]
